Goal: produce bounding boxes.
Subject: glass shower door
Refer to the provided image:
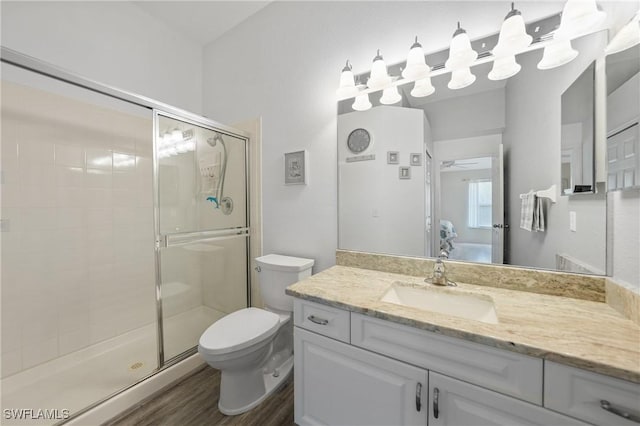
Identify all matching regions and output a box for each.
[155,113,249,362]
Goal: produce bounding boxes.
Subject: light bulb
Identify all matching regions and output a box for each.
[606,12,640,55]
[492,3,532,57]
[402,37,430,80]
[380,87,402,105]
[410,78,435,98]
[336,60,359,98]
[367,50,392,90]
[448,67,476,90]
[352,94,372,111]
[555,0,606,40]
[488,55,522,80]
[445,22,478,70]
[537,40,579,70]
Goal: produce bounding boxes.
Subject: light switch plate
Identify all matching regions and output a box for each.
[569,211,577,232]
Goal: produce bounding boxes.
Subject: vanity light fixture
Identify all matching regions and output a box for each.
[367,49,392,90]
[336,60,359,98]
[605,11,640,55]
[537,39,579,70]
[489,3,532,80]
[538,0,606,70]
[402,36,431,80]
[352,93,372,111]
[448,67,476,90]
[445,22,478,89]
[379,86,402,105]
[554,0,607,40]
[410,77,435,98]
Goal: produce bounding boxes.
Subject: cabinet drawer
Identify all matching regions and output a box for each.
[351,313,543,404]
[294,299,350,343]
[544,361,640,426]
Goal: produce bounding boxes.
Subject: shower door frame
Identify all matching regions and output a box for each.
[0,46,252,422]
[153,110,252,367]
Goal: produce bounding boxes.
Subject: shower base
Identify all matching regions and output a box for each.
[1,305,224,426]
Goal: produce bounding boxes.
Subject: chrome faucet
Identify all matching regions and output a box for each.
[426,250,456,286]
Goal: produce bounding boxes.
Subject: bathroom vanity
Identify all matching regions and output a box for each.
[287,255,640,426]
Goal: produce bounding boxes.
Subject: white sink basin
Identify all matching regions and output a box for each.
[380,283,499,324]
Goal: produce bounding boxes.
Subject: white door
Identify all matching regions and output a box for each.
[294,327,428,426]
[491,144,505,264]
[428,372,588,426]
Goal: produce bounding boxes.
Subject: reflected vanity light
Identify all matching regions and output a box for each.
[605,11,640,55]
[402,37,431,80]
[489,3,531,80]
[336,60,359,98]
[380,86,402,105]
[352,93,372,111]
[335,0,611,109]
[367,50,392,90]
[410,77,435,98]
[448,67,476,90]
[537,39,579,70]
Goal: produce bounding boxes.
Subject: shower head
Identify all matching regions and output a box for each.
[207,133,224,147]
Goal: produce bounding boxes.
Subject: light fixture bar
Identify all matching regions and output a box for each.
[338,11,563,101]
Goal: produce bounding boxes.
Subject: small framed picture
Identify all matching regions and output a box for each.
[399,166,411,179]
[387,151,399,164]
[284,150,307,185]
[410,153,422,166]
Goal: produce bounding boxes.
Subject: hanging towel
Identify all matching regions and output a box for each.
[520,191,535,231]
[533,196,546,232]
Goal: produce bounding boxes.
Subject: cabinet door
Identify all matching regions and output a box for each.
[294,327,427,426]
[429,372,588,426]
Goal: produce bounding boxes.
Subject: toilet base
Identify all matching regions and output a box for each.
[218,355,294,416]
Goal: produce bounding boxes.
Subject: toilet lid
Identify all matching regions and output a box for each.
[198,308,280,356]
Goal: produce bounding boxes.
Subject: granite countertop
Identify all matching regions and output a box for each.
[286,265,640,383]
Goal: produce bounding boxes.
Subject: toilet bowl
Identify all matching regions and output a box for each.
[198,254,314,415]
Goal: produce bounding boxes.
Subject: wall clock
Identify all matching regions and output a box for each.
[347,128,371,154]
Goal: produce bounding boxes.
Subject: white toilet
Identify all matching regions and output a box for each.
[198,254,314,415]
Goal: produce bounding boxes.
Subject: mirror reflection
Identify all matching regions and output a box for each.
[606,45,640,191]
[338,30,609,275]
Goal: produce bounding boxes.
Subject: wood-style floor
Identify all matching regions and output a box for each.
[105,366,295,426]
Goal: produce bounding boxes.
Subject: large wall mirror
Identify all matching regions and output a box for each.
[338,28,616,275]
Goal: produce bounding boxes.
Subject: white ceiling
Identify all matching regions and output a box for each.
[132,1,272,46]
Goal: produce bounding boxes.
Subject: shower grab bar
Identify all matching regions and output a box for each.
[159,227,249,248]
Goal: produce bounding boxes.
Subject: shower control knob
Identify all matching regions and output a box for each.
[255,266,261,272]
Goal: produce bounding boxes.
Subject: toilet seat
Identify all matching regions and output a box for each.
[199,308,280,356]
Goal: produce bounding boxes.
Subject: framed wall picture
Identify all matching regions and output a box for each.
[410,153,422,166]
[387,151,399,164]
[285,150,307,185]
[399,166,411,179]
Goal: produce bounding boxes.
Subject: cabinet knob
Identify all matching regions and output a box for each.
[433,387,440,419]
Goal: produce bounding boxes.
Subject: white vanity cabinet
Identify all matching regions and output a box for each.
[294,327,427,426]
[428,372,586,426]
[293,298,634,426]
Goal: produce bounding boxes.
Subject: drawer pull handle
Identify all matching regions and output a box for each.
[308,315,329,325]
[416,382,422,412]
[601,400,640,423]
[433,387,439,419]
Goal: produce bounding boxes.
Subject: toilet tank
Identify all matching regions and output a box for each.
[255,254,314,312]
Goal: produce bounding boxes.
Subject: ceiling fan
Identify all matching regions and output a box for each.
[441,160,479,169]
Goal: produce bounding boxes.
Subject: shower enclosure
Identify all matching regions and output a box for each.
[0,49,250,424]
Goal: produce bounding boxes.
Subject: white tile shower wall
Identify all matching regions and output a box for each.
[1,79,156,377]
